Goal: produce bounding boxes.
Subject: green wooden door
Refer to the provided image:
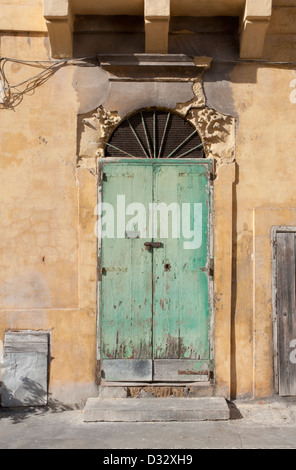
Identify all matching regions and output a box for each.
[99,160,213,382]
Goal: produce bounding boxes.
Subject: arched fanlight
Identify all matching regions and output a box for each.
[105,109,204,159]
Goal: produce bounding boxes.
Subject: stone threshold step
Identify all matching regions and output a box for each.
[83,397,229,422]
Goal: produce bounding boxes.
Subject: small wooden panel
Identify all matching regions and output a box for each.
[4,331,49,354]
[153,359,209,382]
[277,232,296,396]
[4,331,49,343]
[1,331,49,407]
[102,359,153,382]
[4,343,48,354]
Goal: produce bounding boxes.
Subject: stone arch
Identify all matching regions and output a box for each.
[77,88,235,174]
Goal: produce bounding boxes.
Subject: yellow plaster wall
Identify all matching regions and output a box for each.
[230,65,296,397]
[0,1,47,32]
[0,36,98,403]
[253,208,296,398]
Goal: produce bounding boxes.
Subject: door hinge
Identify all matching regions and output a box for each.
[209,258,214,278]
[98,267,107,280]
[98,169,107,184]
[201,258,214,278]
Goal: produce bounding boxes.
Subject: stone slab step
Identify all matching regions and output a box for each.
[83,397,229,422]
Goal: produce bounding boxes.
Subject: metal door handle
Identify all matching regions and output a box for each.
[144,242,163,250]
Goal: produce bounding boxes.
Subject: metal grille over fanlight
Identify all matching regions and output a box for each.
[105,109,204,159]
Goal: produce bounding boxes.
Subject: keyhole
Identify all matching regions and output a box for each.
[164,263,171,271]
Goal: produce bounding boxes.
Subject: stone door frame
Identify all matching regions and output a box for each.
[77,58,236,397]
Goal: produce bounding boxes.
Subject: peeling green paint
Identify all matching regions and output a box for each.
[100,160,213,381]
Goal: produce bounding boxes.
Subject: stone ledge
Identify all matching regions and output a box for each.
[83,397,230,422]
[98,54,211,80]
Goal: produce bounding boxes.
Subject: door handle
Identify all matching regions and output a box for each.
[144,242,163,250]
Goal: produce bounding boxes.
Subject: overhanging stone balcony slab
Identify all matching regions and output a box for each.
[97,54,212,81]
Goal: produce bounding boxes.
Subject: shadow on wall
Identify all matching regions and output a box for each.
[0,378,77,424]
[230,163,240,400]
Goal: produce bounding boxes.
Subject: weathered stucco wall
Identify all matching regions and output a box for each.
[1,4,296,402]
[230,65,296,397]
[0,37,98,404]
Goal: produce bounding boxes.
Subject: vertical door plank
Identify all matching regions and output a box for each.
[101,164,153,370]
[152,164,210,364]
[277,232,296,396]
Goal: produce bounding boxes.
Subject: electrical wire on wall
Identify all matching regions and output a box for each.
[0,56,98,108]
[1,55,296,109]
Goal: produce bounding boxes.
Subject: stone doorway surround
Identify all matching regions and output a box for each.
[76,54,236,398]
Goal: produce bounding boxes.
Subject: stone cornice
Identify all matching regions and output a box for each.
[42,0,274,59]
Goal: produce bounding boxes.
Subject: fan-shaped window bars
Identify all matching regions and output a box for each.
[105,109,204,159]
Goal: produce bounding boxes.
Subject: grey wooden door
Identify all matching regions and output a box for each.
[276,231,296,396]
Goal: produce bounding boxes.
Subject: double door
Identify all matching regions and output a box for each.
[99,160,213,382]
